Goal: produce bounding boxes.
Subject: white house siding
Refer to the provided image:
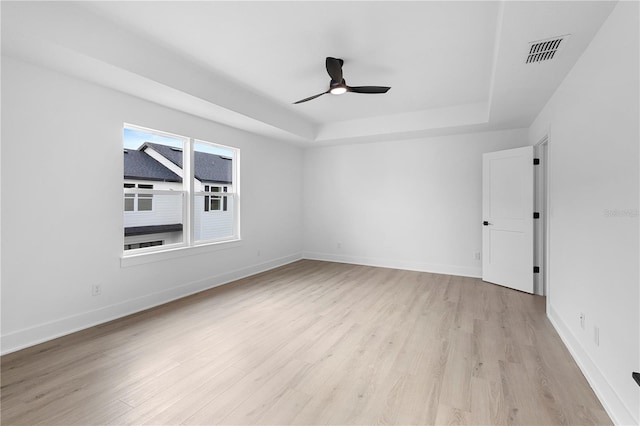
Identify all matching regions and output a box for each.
[123,180,183,229]
[194,194,234,241]
[124,180,234,241]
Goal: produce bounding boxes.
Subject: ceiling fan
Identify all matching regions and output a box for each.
[293,57,391,104]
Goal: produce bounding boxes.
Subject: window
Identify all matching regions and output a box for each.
[124,183,135,211]
[123,183,153,212]
[137,184,153,211]
[123,124,239,255]
[124,240,163,250]
[204,185,229,212]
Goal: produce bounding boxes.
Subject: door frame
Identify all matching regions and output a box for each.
[534,136,551,299]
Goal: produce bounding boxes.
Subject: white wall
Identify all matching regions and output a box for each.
[1,56,303,354]
[529,2,639,424]
[303,129,528,277]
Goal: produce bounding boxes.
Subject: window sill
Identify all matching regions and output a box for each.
[120,238,242,268]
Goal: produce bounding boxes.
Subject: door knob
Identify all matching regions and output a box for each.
[483,221,490,226]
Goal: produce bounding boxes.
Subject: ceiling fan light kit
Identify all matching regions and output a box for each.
[294,57,390,104]
[330,84,348,95]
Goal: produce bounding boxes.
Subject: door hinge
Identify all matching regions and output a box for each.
[533,158,540,165]
[533,212,540,219]
[534,266,540,273]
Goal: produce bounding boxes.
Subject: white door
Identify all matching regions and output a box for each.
[482,146,534,293]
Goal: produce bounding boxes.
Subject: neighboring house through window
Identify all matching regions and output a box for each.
[123,124,239,254]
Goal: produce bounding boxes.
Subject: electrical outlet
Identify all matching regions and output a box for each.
[594,326,600,346]
[337,242,342,249]
[257,249,261,257]
[474,252,481,260]
[579,313,585,329]
[91,284,102,297]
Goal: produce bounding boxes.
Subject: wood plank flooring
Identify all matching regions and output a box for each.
[1,260,612,425]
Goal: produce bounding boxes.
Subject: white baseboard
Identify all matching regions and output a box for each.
[303,251,482,278]
[547,304,638,425]
[1,253,302,355]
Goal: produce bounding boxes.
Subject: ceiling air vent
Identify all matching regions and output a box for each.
[526,35,569,64]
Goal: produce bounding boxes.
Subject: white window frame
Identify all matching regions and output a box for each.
[122,124,240,260]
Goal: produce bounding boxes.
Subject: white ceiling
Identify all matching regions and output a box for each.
[1,1,617,145]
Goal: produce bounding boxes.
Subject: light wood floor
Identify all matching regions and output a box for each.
[1,260,611,425]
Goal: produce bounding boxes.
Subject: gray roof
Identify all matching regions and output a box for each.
[142,142,232,184]
[123,149,182,182]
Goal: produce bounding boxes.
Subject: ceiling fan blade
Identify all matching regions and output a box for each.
[348,86,391,94]
[325,57,344,82]
[293,91,328,104]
